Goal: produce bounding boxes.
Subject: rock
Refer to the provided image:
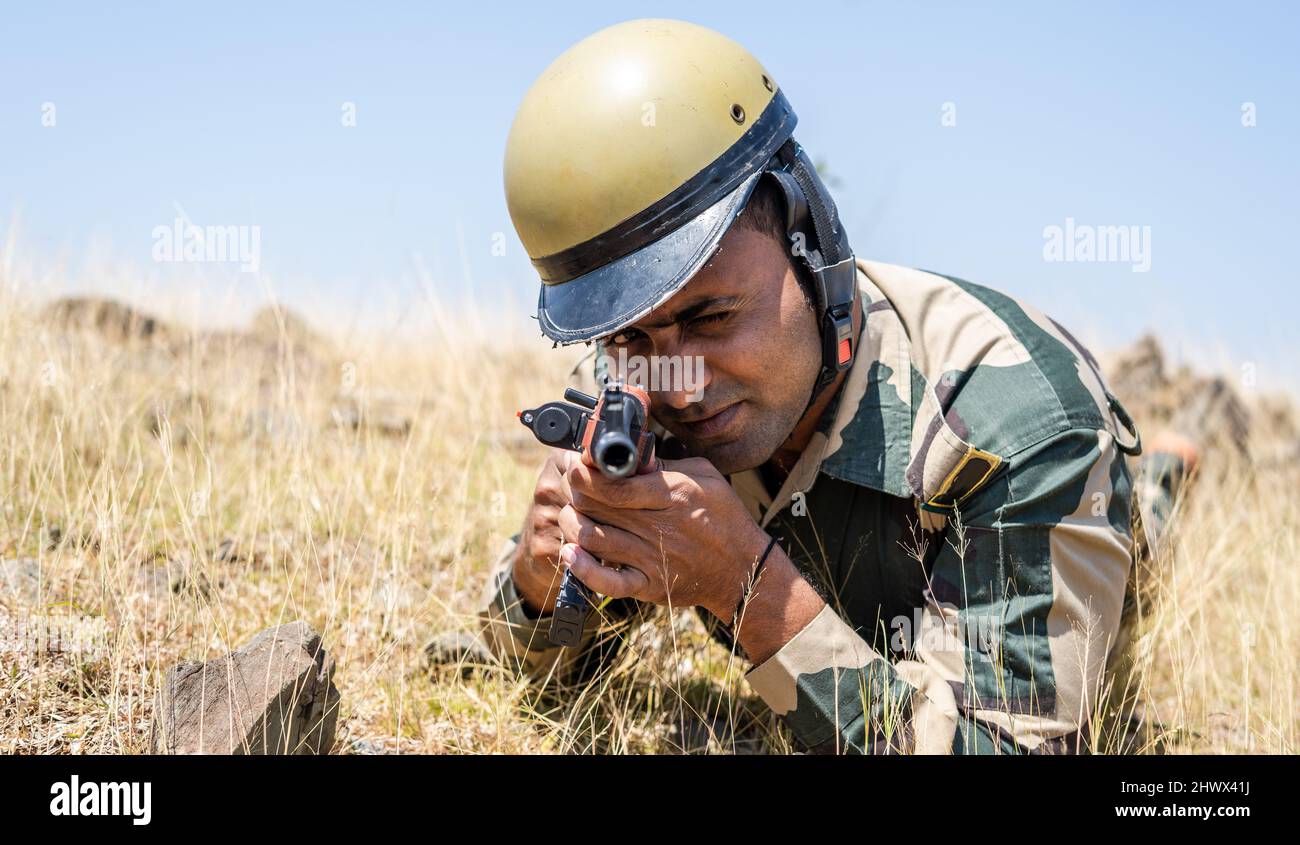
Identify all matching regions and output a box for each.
[244,406,308,443]
[213,537,242,564]
[152,621,340,754]
[345,735,424,755]
[422,631,495,677]
[1103,335,1253,459]
[0,558,43,605]
[330,394,412,438]
[1169,375,1252,458]
[133,559,217,600]
[210,529,299,570]
[42,297,173,344]
[144,392,210,446]
[249,305,327,354]
[497,430,545,461]
[1105,334,1166,404]
[41,523,97,552]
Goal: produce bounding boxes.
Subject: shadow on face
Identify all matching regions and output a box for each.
[599,224,822,474]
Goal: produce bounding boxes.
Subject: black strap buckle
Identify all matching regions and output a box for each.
[1106,391,1143,456]
[823,306,854,374]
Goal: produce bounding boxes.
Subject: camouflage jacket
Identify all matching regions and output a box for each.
[480,259,1141,754]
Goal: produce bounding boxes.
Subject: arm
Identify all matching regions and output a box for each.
[742,426,1135,754]
[477,535,656,685]
[739,557,959,754]
[552,454,960,752]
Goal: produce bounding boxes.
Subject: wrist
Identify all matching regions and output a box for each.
[731,549,825,665]
[511,543,559,617]
[705,529,774,621]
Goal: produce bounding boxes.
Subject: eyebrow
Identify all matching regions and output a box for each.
[634,295,739,331]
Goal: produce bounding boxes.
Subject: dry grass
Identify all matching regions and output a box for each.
[1106,443,1299,754]
[0,279,1295,755]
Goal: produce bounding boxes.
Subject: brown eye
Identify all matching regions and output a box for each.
[691,312,729,329]
[609,329,643,345]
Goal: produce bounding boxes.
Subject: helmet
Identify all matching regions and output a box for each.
[504,19,857,393]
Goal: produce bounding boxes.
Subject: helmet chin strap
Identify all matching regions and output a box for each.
[774,303,862,462]
[763,139,860,450]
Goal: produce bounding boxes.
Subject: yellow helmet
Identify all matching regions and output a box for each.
[505,18,856,385]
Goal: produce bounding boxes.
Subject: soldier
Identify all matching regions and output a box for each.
[458,19,1200,754]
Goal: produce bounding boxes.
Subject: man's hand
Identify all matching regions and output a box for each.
[555,457,773,621]
[511,448,580,615]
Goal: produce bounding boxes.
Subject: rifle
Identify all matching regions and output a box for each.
[517,382,656,646]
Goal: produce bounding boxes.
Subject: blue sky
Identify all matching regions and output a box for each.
[3,1,1297,387]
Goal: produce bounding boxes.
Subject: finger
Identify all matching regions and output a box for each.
[536,451,577,506]
[562,486,632,527]
[565,497,652,535]
[560,543,648,600]
[548,450,581,502]
[567,459,673,510]
[531,501,562,534]
[553,448,580,473]
[557,504,658,564]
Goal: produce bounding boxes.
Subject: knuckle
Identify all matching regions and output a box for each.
[547,449,574,474]
[570,489,594,512]
[531,512,558,540]
[605,482,630,506]
[528,539,557,566]
[576,520,601,548]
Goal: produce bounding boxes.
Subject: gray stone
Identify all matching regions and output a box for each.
[152,621,340,754]
[329,396,412,438]
[42,296,172,344]
[0,558,43,605]
[134,559,218,600]
[422,630,495,677]
[244,407,308,443]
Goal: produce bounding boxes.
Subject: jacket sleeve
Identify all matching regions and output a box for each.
[744,426,1135,754]
[477,536,658,685]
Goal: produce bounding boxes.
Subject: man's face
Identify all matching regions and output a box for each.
[600,224,822,475]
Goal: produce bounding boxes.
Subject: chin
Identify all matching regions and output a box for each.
[693,436,774,476]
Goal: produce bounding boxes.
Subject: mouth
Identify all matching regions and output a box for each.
[677,401,743,440]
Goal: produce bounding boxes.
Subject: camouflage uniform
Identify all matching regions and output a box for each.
[480,259,1183,754]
